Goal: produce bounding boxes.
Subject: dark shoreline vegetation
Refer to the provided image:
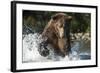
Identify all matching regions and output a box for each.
[23,10,91,35]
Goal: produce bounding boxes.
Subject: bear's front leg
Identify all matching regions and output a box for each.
[38,41,50,57]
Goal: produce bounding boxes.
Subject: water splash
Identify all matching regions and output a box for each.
[22,33,90,63]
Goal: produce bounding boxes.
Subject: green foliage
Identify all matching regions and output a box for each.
[23,10,91,33]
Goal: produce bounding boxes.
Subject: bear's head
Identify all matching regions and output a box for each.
[51,13,72,39]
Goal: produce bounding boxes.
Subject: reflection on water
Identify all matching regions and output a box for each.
[69,40,91,60]
[22,33,91,63]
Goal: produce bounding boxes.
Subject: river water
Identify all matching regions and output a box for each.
[22,33,91,63]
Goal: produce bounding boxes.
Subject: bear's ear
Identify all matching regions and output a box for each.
[51,14,60,20]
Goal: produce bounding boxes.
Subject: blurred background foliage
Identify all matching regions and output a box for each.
[23,10,91,34]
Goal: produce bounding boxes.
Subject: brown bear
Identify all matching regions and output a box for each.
[39,13,72,57]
